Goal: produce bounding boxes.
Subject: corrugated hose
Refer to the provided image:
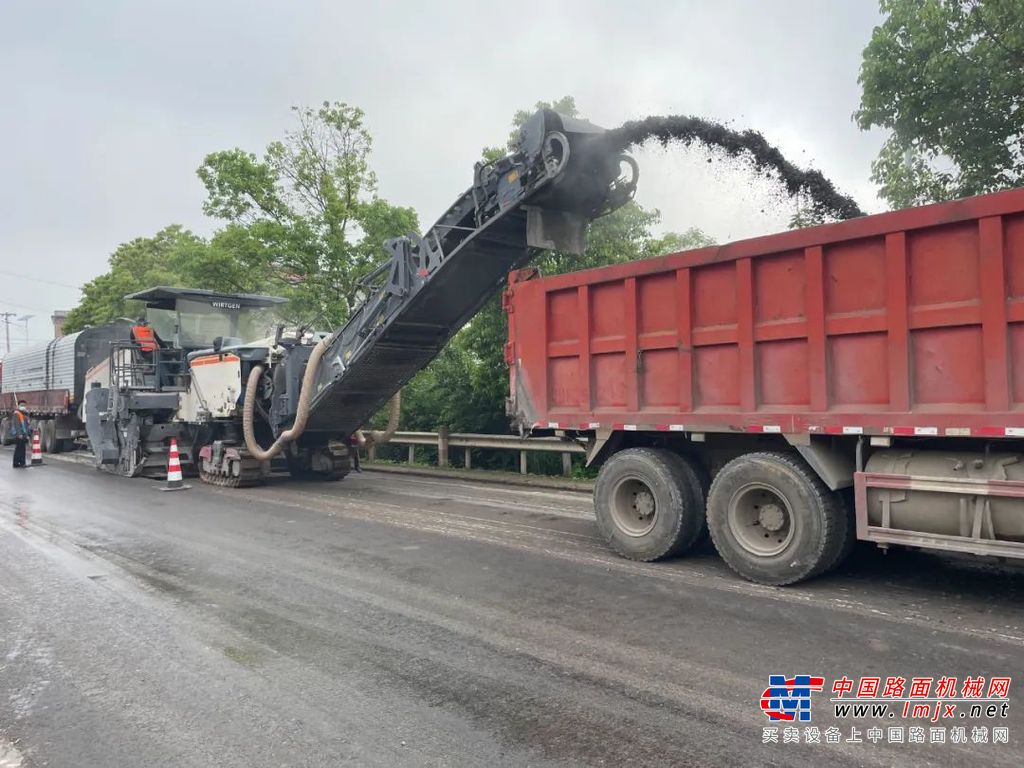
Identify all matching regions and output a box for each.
[242,337,331,461]
[242,339,401,460]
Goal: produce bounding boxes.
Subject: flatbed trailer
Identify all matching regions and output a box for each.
[506,188,1024,583]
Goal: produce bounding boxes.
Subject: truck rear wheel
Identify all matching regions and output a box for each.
[41,420,57,453]
[671,452,710,543]
[707,452,848,585]
[594,447,705,562]
[49,423,65,454]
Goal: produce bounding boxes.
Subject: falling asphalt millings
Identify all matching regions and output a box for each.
[600,114,865,221]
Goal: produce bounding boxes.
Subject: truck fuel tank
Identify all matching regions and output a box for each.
[865,450,1024,541]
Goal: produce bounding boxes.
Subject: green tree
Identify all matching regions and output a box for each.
[658,227,717,251]
[856,0,1024,207]
[64,226,231,332]
[197,102,418,326]
[67,103,417,333]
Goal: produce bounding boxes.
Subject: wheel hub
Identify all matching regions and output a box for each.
[610,477,659,537]
[726,483,796,557]
[633,489,655,518]
[758,503,786,532]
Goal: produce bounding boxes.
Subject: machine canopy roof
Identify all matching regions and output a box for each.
[125,286,287,310]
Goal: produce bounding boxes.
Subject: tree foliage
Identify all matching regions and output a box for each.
[197,102,418,326]
[66,103,418,334]
[856,0,1024,207]
[64,226,255,332]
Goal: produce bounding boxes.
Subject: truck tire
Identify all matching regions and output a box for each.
[668,452,710,543]
[41,420,56,453]
[50,426,65,454]
[594,447,705,562]
[0,418,10,446]
[706,452,848,586]
[828,488,857,571]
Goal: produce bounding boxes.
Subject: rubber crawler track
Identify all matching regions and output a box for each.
[289,446,351,482]
[199,452,264,488]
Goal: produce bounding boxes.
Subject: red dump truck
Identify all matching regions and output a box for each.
[505,188,1024,584]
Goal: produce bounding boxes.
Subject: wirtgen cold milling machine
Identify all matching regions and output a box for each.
[84,110,638,486]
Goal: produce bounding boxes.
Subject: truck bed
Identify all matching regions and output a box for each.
[506,188,1024,438]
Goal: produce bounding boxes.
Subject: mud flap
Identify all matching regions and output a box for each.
[525,207,587,254]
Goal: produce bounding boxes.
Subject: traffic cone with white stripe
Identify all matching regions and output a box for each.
[30,430,43,466]
[159,438,191,491]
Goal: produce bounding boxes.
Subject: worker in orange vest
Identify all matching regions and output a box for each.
[132,322,159,352]
[10,400,31,469]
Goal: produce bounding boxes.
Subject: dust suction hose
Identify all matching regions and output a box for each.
[355,391,401,446]
[242,337,331,461]
[242,339,402,461]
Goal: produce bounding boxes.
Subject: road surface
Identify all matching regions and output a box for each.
[1,453,1022,767]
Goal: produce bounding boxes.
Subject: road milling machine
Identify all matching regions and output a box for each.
[84,110,638,486]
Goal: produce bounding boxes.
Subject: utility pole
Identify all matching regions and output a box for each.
[0,312,14,355]
[17,314,33,346]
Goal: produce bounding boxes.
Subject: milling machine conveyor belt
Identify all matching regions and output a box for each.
[300,109,637,438]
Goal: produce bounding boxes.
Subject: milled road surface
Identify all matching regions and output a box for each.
[1,454,1022,767]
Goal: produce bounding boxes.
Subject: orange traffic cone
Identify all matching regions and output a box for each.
[159,438,191,491]
[30,430,43,466]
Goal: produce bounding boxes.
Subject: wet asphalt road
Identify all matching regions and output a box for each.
[0,453,1023,767]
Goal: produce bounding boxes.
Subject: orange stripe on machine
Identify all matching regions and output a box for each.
[190,354,241,367]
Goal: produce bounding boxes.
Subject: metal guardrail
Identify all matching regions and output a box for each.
[366,429,586,475]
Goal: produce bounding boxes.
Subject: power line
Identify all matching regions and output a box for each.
[0,296,53,314]
[0,269,82,291]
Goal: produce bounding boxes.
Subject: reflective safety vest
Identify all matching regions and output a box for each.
[11,410,30,437]
[132,325,158,353]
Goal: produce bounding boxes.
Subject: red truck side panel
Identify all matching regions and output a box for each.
[507,188,1024,437]
[0,390,71,414]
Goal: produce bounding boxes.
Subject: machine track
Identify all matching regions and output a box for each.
[325,445,351,481]
[286,444,351,482]
[198,449,264,488]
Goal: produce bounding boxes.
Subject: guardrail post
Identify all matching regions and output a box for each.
[464,447,472,469]
[368,444,376,462]
[520,450,527,475]
[408,444,415,465]
[561,452,572,476]
[438,425,450,467]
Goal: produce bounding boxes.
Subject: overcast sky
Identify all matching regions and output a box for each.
[0,0,886,351]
